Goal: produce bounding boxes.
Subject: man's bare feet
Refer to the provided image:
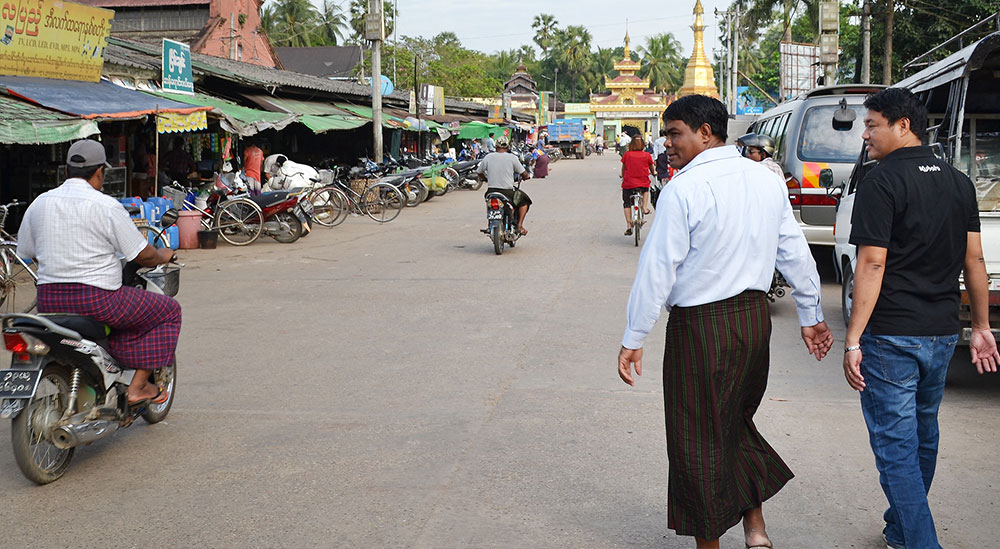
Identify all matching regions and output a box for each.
[518,227,528,236]
[128,382,161,403]
[743,507,772,548]
[744,529,772,549]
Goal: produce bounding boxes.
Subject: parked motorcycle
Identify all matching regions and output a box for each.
[0,211,183,484]
[480,180,524,255]
[245,187,314,243]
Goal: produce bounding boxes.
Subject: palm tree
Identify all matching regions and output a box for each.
[315,0,349,46]
[735,0,814,43]
[553,25,593,101]
[532,14,559,58]
[266,0,320,48]
[590,47,617,92]
[637,33,684,92]
[492,49,520,81]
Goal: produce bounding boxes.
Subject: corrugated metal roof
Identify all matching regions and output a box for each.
[74,0,209,6]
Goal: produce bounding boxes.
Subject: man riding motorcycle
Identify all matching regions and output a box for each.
[16,140,181,405]
[477,135,532,235]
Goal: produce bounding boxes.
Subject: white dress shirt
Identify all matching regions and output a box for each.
[18,179,148,291]
[622,146,823,349]
[652,136,667,159]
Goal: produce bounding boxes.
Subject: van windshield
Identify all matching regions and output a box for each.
[797,105,868,163]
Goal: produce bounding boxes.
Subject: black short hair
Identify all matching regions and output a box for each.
[67,165,101,180]
[661,94,728,141]
[659,129,667,137]
[863,88,928,139]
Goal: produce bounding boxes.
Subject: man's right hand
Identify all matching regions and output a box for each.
[800,321,833,360]
[969,328,999,374]
[618,346,643,386]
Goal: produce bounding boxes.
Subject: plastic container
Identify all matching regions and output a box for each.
[119,197,145,220]
[176,210,202,249]
[162,187,187,210]
[197,230,218,249]
[165,225,180,250]
[143,200,163,223]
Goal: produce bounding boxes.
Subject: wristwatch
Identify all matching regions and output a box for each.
[845,345,861,353]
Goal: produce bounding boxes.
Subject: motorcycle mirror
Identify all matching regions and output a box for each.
[160,208,179,227]
[832,98,856,131]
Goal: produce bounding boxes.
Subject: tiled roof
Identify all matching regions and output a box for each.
[591,94,621,104]
[608,75,645,84]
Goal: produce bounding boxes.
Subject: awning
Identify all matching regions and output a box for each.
[457,121,500,139]
[0,95,99,145]
[299,114,369,133]
[242,94,368,133]
[0,76,209,120]
[156,111,209,133]
[148,91,297,136]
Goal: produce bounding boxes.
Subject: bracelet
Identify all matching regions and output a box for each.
[845,345,861,353]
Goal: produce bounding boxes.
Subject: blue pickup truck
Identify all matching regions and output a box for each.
[548,119,587,159]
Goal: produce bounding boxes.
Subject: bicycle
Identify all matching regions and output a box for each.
[630,190,646,247]
[164,179,264,246]
[307,172,404,227]
[0,200,38,313]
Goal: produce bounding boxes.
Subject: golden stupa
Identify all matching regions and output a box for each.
[677,0,720,99]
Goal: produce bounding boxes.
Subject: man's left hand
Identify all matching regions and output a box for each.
[800,321,833,360]
[618,346,643,386]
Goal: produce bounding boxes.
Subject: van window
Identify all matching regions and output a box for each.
[797,105,867,163]
[772,113,792,162]
[960,119,1000,212]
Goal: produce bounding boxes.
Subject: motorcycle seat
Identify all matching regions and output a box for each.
[11,314,109,341]
[452,161,477,171]
[250,192,291,207]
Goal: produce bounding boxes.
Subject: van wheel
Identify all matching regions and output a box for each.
[842,265,854,326]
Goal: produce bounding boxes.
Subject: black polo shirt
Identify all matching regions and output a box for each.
[850,146,980,336]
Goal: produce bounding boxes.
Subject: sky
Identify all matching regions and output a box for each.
[302,0,735,59]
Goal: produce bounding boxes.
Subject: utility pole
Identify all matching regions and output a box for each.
[366,0,385,162]
[861,0,871,83]
[715,8,729,107]
[731,6,739,114]
[229,13,237,60]
[883,0,894,84]
[392,0,398,85]
[553,67,559,113]
[819,0,840,86]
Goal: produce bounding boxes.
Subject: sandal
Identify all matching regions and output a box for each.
[624,227,632,236]
[128,385,169,406]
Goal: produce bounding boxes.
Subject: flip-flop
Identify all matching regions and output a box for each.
[128,386,169,406]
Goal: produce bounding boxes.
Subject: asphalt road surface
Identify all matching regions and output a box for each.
[1,152,997,548]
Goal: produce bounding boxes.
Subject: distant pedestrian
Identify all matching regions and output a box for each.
[843,87,998,549]
[618,94,832,549]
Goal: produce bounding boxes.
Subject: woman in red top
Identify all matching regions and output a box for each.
[620,136,656,235]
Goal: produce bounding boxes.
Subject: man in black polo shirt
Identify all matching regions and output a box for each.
[844,87,998,548]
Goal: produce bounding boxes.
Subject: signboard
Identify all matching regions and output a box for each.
[419,84,444,116]
[363,0,384,41]
[735,86,764,115]
[0,0,113,82]
[162,39,193,95]
[487,105,504,124]
[595,111,661,119]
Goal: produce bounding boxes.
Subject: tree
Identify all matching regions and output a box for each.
[263,0,320,48]
[315,0,349,46]
[637,33,684,93]
[532,14,559,57]
[348,0,396,44]
[551,25,594,102]
[590,47,618,92]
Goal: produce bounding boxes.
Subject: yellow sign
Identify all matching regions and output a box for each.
[487,105,504,124]
[0,0,114,82]
[157,111,207,134]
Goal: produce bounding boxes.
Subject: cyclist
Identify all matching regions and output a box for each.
[17,139,180,406]
[621,136,656,236]
[737,133,784,180]
[477,135,532,235]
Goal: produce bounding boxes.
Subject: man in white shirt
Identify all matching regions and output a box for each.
[18,140,181,405]
[616,96,833,549]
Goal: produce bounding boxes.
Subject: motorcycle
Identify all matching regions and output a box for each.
[480,179,524,255]
[245,187,314,243]
[0,210,183,484]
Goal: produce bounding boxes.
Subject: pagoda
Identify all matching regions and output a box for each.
[503,62,540,112]
[589,30,670,139]
[677,0,720,98]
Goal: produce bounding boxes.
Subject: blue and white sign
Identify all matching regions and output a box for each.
[162,39,194,95]
[736,86,764,115]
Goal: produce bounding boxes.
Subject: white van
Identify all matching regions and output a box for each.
[833,31,1000,344]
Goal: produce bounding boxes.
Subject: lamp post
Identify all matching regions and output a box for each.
[554,67,559,111]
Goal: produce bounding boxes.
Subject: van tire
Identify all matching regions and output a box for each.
[842,264,854,326]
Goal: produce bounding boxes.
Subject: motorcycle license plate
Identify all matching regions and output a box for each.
[0,369,41,399]
[487,210,503,220]
[299,200,314,215]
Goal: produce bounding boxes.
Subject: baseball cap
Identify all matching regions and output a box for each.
[66,139,112,169]
[495,135,510,148]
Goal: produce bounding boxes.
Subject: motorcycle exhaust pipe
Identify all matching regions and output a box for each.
[52,419,119,449]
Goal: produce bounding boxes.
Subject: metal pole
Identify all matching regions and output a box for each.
[554,68,558,112]
[392,0,398,84]
[731,7,739,113]
[861,0,871,84]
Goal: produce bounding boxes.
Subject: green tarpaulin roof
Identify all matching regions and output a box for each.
[147,91,297,136]
[299,114,369,133]
[0,94,99,145]
[457,121,500,139]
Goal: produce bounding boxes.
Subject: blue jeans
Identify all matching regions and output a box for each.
[859,334,958,549]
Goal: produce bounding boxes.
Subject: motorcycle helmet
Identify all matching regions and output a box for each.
[737,133,776,157]
[495,135,510,148]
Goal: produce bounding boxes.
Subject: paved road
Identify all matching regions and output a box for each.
[1,153,997,548]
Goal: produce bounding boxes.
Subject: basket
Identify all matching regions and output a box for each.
[142,266,180,297]
[163,187,187,210]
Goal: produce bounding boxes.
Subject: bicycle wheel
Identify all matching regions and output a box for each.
[362,183,404,223]
[0,243,38,313]
[136,224,171,249]
[308,186,350,227]
[214,198,263,246]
